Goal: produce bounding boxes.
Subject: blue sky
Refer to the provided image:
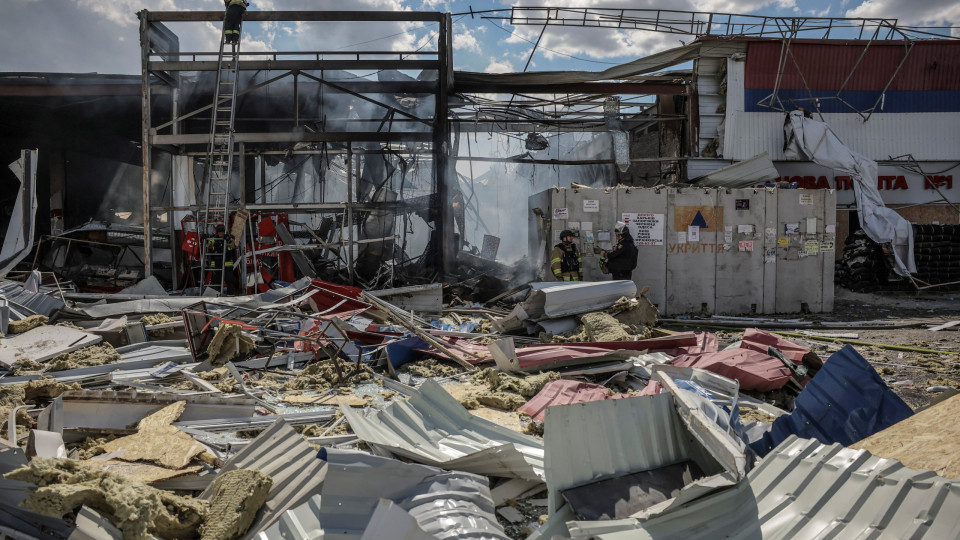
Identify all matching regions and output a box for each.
[1,0,956,75]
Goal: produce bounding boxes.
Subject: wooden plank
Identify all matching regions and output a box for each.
[851,395,960,479]
[929,320,960,332]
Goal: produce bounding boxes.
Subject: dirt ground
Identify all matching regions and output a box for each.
[673,288,960,410]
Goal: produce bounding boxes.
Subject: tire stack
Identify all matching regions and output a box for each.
[835,229,887,292]
[913,224,960,290]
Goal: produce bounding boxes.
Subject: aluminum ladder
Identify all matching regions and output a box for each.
[198,32,242,293]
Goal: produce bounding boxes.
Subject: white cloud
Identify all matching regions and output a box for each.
[484,57,516,73]
[846,0,960,30]
[453,27,481,53]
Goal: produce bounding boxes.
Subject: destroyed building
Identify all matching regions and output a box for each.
[1,7,960,540]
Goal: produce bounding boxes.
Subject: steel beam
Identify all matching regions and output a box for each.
[149,60,437,72]
[452,81,686,95]
[152,131,432,145]
[147,11,445,22]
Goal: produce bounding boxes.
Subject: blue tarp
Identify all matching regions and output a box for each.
[751,345,914,456]
[383,336,430,368]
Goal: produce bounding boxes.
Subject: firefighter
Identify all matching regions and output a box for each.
[206,225,239,294]
[223,0,249,45]
[600,221,639,281]
[550,229,583,281]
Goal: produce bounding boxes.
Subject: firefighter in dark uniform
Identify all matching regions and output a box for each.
[550,229,583,281]
[223,0,249,45]
[600,221,639,280]
[206,225,239,294]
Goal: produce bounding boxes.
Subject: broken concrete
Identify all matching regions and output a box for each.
[4,458,207,540]
[200,469,273,540]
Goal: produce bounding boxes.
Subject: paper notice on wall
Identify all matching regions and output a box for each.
[583,200,600,213]
[623,212,664,246]
[677,232,687,244]
[688,226,700,242]
[724,231,733,243]
[821,241,835,251]
[598,231,611,242]
[799,193,813,205]
[567,222,580,232]
[553,207,569,219]
[581,221,593,231]
[825,224,836,234]
[739,240,754,252]
[785,223,800,235]
[777,237,789,246]
[804,240,820,254]
[765,227,776,239]
[737,224,754,234]
[806,217,817,234]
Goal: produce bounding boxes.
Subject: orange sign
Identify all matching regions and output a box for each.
[673,206,724,231]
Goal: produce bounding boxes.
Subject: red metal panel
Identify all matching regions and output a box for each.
[740,328,821,368]
[518,380,619,422]
[670,349,793,392]
[745,40,960,91]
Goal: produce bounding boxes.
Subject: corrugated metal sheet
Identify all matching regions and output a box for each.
[322,449,506,539]
[205,419,327,537]
[752,344,914,456]
[565,435,960,539]
[260,449,508,540]
[543,384,747,518]
[0,279,64,317]
[721,109,960,160]
[341,379,545,481]
[73,277,313,318]
[745,40,960,92]
[520,281,637,319]
[360,501,437,540]
[368,283,443,316]
[670,349,793,392]
[519,380,626,422]
[690,152,779,187]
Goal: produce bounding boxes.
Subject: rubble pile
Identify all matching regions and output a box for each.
[1,275,960,538]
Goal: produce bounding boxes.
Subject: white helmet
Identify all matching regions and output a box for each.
[615,221,627,234]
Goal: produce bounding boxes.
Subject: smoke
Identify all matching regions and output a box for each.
[454,130,615,264]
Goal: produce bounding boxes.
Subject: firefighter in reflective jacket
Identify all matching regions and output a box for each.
[550,229,583,281]
[206,225,239,293]
[223,0,249,44]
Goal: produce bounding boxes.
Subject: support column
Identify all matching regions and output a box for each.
[139,12,154,277]
[435,13,454,274]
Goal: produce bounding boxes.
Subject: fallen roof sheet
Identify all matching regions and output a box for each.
[851,394,960,478]
[565,435,960,539]
[543,377,747,518]
[205,419,327,536]
[519,280,638,319]
[359,500,438,540]
[0,342,194,385]
[71,277,314,318]
[752,344,914,456]
[0,150,38,279]
[341,379,545,481]
[367,283,443,316]
[670,348,793,392]
[0,279,64,318]
[0,325,101,368]
[519,380,628,422]
[262,448,507,540]
[689,152,779,187]
[739,327,821,367]
[39,390,257,441]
